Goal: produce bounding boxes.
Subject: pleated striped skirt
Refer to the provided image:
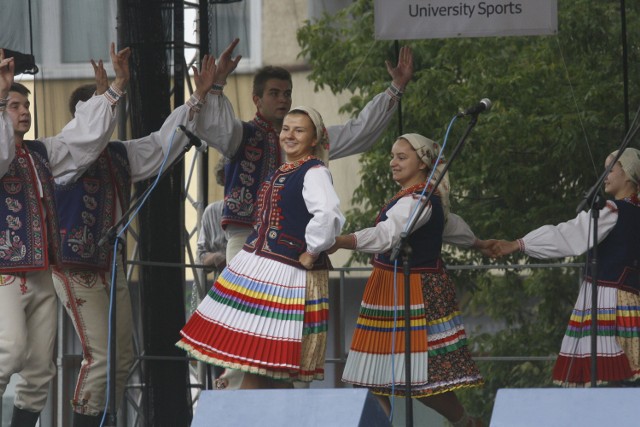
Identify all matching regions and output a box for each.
[342,266,483,397]
[553,281,640,386]
[177,250,329,382]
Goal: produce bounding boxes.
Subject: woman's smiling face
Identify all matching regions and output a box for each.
[280,112,317,162]
[390,138,427,188]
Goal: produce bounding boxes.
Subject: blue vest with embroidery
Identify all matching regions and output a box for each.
[243,157,330,270]
[222,114,280,229]
[585,199,640,294]
[55,142,131,270]
[0,140,61,272]
[373,184,445,272]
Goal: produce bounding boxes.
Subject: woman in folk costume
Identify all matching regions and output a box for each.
[329,134,484,427]
[177,106,344,388]
[492,148,640,387]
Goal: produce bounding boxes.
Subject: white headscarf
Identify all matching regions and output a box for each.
[609,148,640,188]
[398,133,450,216]
[288,106,329,165]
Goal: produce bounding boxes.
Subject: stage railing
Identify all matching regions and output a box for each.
[0,260,582,427]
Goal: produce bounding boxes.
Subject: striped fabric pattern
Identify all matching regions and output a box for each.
[177,250,328,381]
[553,282,640,386]
[342,268,430,388]
[343,266,483,397]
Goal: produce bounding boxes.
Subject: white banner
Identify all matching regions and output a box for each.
[374,0,557,40]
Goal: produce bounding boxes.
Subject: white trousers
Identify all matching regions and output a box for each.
[224,226,252,264]
[0,269,57,412]
[52,263,134,416]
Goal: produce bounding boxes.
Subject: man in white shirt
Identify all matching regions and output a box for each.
[0,45,128,427]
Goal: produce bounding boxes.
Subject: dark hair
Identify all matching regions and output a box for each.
[252,66,292,98]
[214,156,227,187]
[68,84,97,117]
[9,82,30,97]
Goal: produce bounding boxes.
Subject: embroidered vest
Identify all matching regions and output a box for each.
[585,198,640,293]
[55,142,131,270]
[243,157,330,270]
[0,140,61,272]
[373,183,445,272]
[222,113,280,229]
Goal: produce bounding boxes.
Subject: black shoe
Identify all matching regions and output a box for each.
[72,412,104,427]
[10,406,40,427]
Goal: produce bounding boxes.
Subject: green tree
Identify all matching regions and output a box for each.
[298,0,640,422]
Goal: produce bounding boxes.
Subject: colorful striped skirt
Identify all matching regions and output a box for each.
[342,266,483,397]
[176,250,329,382]
[553,281,640,386]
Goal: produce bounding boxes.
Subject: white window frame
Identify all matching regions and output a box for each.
[36,0,262,80]
[37,0,118,80]
[198,0,262,73]
[236,0,262,72]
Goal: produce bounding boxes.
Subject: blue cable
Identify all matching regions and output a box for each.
[388,114,459,422]
[100,128,178,426]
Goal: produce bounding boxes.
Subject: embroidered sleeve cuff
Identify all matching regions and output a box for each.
[517,239,525,252]
[306,250,320,259]
[186,93,205,113]
[207,80,227,96]
[349,233,358,250]
[386,83,404,102]
[103,83,126,105]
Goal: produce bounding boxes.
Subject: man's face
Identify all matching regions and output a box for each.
[6,91,31,137]
[253,78,292,129]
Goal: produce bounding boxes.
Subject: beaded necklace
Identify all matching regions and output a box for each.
[279,155,317,172]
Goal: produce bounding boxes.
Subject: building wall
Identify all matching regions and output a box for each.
[261,0,309,66]
[17,2,373,271]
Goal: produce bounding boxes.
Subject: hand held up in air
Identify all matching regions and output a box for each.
[0,49,15,98]
[386,45,413,92]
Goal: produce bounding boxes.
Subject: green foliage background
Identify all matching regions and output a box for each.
[298,0,640,422]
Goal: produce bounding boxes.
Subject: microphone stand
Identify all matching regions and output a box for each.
[100,135,204,426]
[575,121,640,388]
[389,113,481,427]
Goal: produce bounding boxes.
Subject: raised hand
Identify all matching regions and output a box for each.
[215,38,242,84]
[109,42,131,92]
[0,49,15,98]
[192,54,217,99]
[386,45,413,92]
[90,58,108,95]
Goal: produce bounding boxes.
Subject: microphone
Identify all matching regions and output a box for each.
[459,98,492,117]
[177,125,206,153]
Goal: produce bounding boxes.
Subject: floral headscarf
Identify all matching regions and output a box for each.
[609,148,640,189]
[288,106,329,165]
[398,133,450,217]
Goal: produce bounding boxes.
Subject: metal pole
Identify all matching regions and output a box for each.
[620,0,629,132]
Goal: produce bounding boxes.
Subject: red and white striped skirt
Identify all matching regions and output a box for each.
[553,281,640,386]
[177,250,328,382]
